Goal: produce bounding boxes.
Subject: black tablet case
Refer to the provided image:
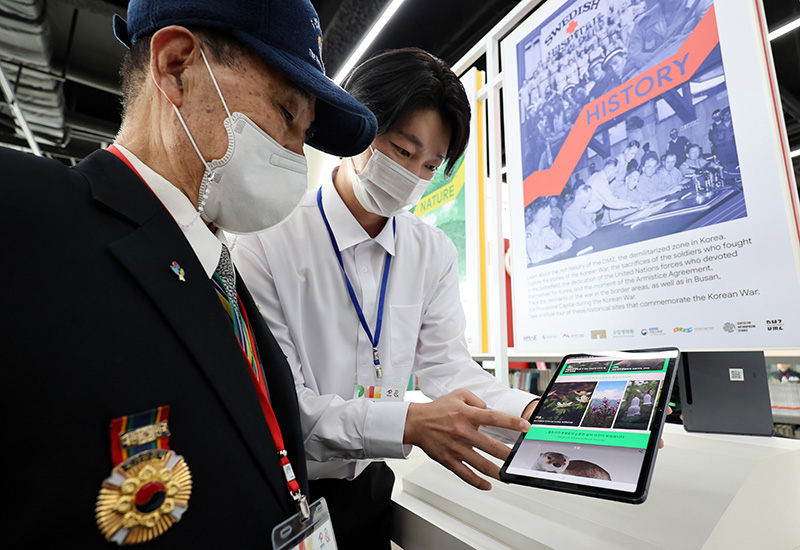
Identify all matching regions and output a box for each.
[679,351,774,436]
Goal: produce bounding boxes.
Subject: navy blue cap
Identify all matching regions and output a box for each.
[113,0,377,157]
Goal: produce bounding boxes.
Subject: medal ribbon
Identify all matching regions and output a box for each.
[106,144,308,517]
[109,406,171,466]
[317,186,395,379]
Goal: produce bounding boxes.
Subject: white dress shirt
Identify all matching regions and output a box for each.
[232,177,534,480]
[113,145,227,274]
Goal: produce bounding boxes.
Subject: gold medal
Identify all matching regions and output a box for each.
[96,449,192,545]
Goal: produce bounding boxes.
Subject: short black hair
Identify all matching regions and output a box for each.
[119,28,247,118]
[342,47,470,176]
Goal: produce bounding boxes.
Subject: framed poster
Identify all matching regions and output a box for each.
[502,0,800,352]
[414,68,485,352]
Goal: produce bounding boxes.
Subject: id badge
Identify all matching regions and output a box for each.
[272,497,337,550]
[353,374,407,402]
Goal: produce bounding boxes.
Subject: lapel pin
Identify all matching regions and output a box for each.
[170,261,186,282]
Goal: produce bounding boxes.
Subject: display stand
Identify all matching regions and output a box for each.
[388,424,800,550]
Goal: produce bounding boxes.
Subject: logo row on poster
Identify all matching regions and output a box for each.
[522,319,785,341]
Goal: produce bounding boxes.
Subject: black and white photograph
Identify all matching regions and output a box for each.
[517,0,747,266]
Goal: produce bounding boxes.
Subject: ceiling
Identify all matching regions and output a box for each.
[0,0,798,184]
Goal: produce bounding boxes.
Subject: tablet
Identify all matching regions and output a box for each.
[500,348,679,504]
[679,351,774,436]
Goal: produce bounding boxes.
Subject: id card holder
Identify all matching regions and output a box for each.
[272,497,337,550]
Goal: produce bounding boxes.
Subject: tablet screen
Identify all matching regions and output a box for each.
[501,349,678,501]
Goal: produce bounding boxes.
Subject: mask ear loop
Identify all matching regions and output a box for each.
[151,48,215,225]
[199,49,232,118]
[171,104,212,175]
[351,145,375,176]
[192,49,236,220]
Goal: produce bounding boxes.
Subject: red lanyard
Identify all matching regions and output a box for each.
[106,144,309,518]
[238,300,308,516]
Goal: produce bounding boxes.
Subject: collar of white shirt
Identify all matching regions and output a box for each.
[112,144,225,278]
[320,177,396,256]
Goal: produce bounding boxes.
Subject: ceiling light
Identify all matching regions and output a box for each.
[769,16,800,41]
[332,0,408,84]
[791,149,800,158]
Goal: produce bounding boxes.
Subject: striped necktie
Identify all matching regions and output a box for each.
[212,244,263,386]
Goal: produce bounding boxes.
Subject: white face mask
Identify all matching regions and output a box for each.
[350,148,430,218]
[170,50,308,234]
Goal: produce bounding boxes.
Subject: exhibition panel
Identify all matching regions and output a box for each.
[503,0,800,354]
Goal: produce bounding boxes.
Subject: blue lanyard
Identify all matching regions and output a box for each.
[317,187,395,379]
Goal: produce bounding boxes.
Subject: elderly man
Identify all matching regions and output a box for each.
[0,0,376,547]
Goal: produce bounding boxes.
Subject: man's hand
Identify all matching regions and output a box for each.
[403,389,530,491]
[521,399,540,422]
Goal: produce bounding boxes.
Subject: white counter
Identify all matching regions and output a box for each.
[387,424,800,550]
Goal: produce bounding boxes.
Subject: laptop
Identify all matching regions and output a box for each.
[678,351,774,436]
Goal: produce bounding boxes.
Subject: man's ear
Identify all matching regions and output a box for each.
[150,26,201,109]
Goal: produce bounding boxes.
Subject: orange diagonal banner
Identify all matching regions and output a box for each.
[523,5,720,206]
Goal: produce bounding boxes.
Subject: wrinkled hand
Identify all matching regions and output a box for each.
[404,389,530,490]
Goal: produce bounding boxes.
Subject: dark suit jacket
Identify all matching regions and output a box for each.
[0,147,309,547]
